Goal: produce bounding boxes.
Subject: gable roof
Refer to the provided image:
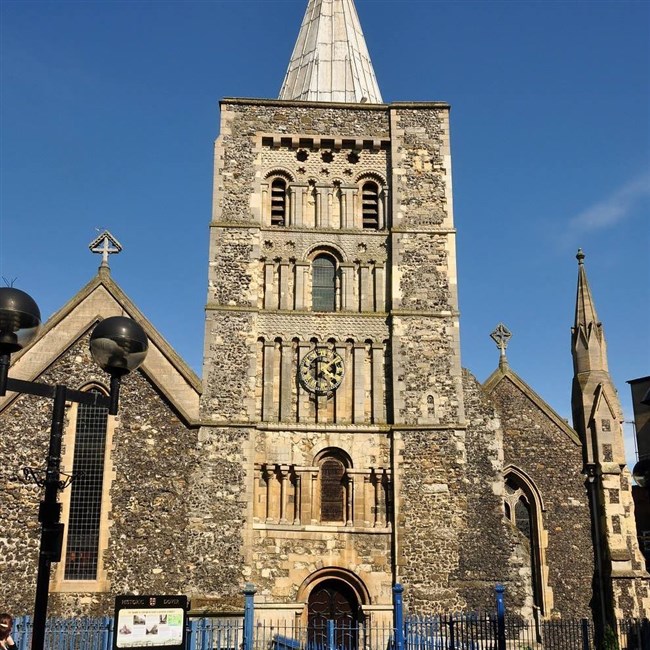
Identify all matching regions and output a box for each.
[0,268,201,425]
[483,364,581,446]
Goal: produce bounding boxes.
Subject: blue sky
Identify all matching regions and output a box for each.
[1,0,648,463]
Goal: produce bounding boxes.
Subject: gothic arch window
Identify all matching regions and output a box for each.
[361,181,379,229]
[312,254,337,312]
[270,177,288,226]
[64,386,109,581]
[316,449,352,523]
[504,469,547,614]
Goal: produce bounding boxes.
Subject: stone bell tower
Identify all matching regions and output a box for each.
[189,0,466,619]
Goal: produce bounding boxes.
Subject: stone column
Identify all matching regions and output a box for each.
[319,187,328,228]
[294,186,306,226]
[372,470,380,527]
[262,340,276,421]
[374,263,386,312]
[280,340,293,422]
[346,474,354,526]
[310,469,319,524]
[352,189,360,229]
[294,263,309,310]
[261,184,269,225]
[340,263,354,311]
[362,471,372,527]
[378,470,388,527]
[293,470,301,525]
[360,265,372,312]
[278,465,289,524]
[263,262,276,310]
[287,187,294,226]
[279,261,290,310]
[378,188,386,229]
[264,464,276,523]
[353,343,366,424]
[314,187,321,228]
[372,342,385,424]
[341,188,351,229]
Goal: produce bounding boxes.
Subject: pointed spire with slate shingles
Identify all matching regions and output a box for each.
[279,0,383,104]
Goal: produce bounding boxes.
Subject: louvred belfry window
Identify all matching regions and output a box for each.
[321,458,345,522]
[361,181,379,229]
[271,178,287,225]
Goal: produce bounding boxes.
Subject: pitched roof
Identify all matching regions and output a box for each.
[0,268,201,425]
[279,0,383,104]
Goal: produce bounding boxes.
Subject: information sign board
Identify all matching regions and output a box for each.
[113,595,187,650]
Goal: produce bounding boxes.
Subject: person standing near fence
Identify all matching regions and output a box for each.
[0,613,17,650]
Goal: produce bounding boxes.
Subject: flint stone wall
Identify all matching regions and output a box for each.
[488,374,593,617]
[0,335,197,617]
[455,371,526,612]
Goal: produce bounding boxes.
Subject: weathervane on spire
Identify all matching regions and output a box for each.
[89,230,122,271]
[490,323,512,369]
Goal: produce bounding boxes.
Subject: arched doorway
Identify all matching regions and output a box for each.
[308,579,361,650]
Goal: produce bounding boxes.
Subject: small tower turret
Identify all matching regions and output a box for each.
[570,249,650,625]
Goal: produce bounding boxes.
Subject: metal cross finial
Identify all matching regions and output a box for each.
[490,323,512,369]
[89,230,122,270]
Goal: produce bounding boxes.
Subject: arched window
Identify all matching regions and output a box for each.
[321,457,346,522]
[64,387,109,580]
[504,472,546,613]
[312,255,336,312]
[316,448,352,523]
[361,181,379,229]
[271,178,287,225]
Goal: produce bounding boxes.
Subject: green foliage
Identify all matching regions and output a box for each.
[601,625,619,650]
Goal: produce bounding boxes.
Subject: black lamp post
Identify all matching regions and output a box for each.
[0,287,148,650]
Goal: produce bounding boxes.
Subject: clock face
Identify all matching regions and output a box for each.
[299,348,345,395]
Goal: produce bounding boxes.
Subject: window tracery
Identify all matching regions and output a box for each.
[504,470,548,614]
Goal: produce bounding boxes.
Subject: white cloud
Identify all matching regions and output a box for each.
[568,171,650,232]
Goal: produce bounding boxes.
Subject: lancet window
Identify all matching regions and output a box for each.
[64,386,109,581]
[504,470,547,614]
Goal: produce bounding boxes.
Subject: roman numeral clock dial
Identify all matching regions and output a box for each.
[299,348,345,395]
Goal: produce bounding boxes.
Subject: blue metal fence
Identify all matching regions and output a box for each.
[9,584,650,650]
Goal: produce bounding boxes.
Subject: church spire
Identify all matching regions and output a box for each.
[572,248,608,375]
[279,0,383,104]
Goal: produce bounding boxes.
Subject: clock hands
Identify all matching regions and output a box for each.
[299,349,344,394]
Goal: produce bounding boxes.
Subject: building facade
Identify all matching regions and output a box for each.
[1,0,647,628]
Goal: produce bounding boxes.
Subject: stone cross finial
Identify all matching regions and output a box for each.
[89,230,122,271]
[490,323,512,369]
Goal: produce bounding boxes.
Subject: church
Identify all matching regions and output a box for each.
[1,0,647,631]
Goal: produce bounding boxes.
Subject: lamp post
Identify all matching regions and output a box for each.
[0,287,148,650]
